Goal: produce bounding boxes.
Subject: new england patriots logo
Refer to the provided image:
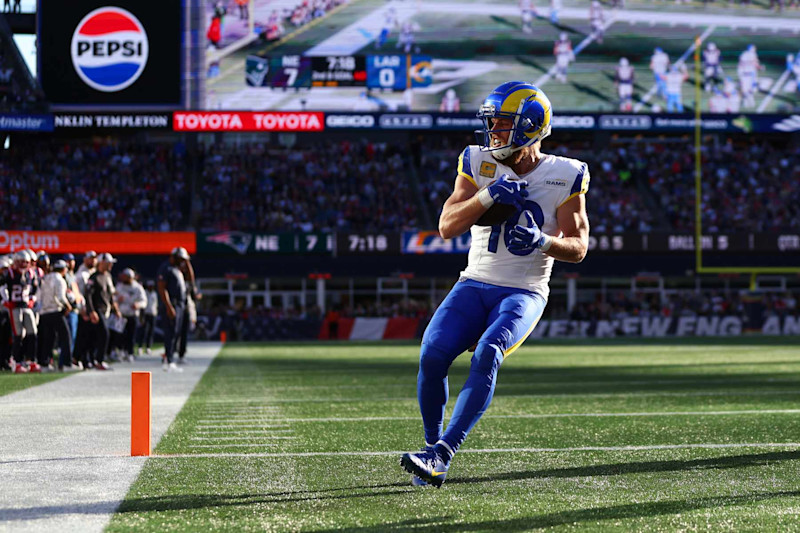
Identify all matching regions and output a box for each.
[206,232,252,255]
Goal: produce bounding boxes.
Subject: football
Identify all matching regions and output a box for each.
[474,182,520,226]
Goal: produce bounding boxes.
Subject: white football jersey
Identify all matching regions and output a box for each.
[554,40,572,59]
[651,52,669,75]
[455,146,590,299]
[704,48,721,67]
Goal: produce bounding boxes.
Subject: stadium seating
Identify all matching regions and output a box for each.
[2,135,798,233]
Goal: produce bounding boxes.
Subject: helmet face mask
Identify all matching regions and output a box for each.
[475,81,552,161]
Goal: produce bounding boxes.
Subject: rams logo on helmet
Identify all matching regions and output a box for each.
[475,81,552,160]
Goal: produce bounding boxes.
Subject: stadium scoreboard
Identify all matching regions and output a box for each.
[246,54,432,90]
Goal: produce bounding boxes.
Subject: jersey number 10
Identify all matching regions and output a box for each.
[487,200,545,256]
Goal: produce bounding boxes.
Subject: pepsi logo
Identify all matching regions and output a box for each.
[71,7,149,93]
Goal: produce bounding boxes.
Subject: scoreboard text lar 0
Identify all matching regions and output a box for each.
[247,55,432,90]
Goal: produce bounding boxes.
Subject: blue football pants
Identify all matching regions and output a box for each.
[417,279,546,454]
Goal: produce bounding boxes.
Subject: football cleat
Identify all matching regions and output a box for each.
[410,446,434,486]
[400,447,450,488]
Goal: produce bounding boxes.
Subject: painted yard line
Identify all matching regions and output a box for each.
[757,68,793,113]
[634,24,716,112]
[197,420,291,425]
[200,408,800,424]
[189,435,297,441]
[195,426,295,431]
[534,16,617,88]
[186,443,281,448]
[177,389,800,405]
[194,429,292,433]
[156,442,800,459]
[190,376,800,395]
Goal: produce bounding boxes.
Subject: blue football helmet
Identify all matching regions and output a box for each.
[475,81,552,160]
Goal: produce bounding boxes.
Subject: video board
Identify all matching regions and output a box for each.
[204,0,800,114]
[38,0,182,108]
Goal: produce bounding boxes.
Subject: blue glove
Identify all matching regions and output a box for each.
[508,210,544,254]
[487,174,528,208]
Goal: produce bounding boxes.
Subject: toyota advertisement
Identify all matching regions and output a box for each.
[37,0,182,108]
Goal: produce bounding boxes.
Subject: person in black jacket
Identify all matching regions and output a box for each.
[85,253,121,370]
[157,247,188,372]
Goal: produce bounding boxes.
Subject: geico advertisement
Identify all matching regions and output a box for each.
[38,0,182,106]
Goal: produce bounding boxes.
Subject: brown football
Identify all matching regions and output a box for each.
[474,181,520,226]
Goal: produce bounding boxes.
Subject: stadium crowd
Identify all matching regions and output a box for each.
[568,289,799,322]
[647,138,800,233]
[0,141,190,231]
[196,139,418,232]
[2,135,798,235]
[0,248,198,374]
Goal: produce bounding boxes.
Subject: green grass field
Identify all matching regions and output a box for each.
[108,339,800,531]
[0,372,66,397]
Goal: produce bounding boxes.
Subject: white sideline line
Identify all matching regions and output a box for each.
[156,442,800,459]
[192,408,800,424]
[633,24,716,112]
[0,342,223,533]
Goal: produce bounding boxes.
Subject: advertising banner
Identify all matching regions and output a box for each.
[173,112,324,132]
[197,231,332,254]
[0,231,195,255]
[38,0,182,108]
[530,315,800,339]
[320,112,796,133]
[403,232,800,254]
[53,112,171,129]
[0,114,54,132]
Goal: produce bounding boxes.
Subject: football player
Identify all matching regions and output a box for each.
[650,47,670,100]
[786,53,800,96]
[703,42,723,93]
[615,57,634,112]
[737,44,762,108]
[665,64,689,112]
[0,251,39,373]
[520,0,537,34]
[440,88,461,112]
[400,82,590,487]
[553,33,574,83]
[723,76,742,113]
[589,0,604,44]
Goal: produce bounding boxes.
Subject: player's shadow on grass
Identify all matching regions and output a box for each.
[311,490,800,532]
[451,450,800,486]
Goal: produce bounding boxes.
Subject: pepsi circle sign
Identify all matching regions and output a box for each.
[70,7,149,93]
